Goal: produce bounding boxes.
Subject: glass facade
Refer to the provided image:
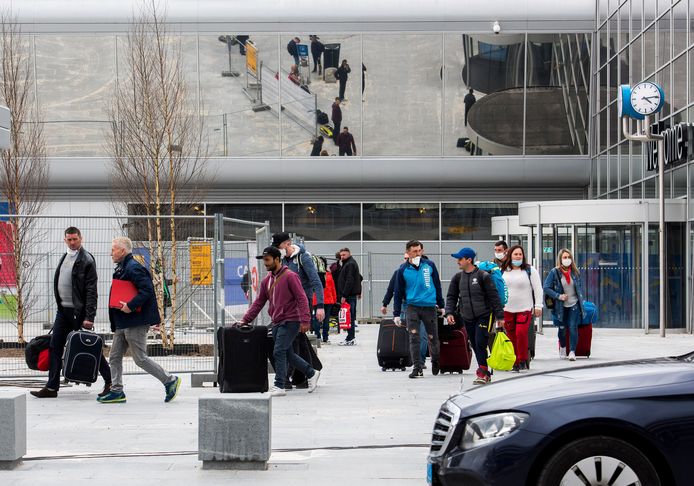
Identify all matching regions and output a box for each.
[25,32,590,158]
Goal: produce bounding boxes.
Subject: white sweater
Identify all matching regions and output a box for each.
[502,266,544,313]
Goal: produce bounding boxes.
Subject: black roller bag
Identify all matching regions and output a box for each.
[377,318,412,371]
[217,325,271,393]
[63,330,103,385]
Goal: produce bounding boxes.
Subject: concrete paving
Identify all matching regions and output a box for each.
[1,324,693,484]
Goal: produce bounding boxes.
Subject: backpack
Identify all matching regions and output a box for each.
[476,261,508,306]
[298,251,327,287]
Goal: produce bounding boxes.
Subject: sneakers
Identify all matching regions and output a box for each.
[431,362,440,376]
[473,370,491,385]
[98,383,112,398]
[164,376,181,403]
[409,368,423,379]
[294,380,309,389]
[269,386,286,397]
[559,347,567,359]
[339,339,356,346]
[512,364,520,373]
[29,387,57,398]
[322,339,331,345]
[284,382,293,391]
[97,390,126,403]
[307,370,321,393]
[519,361,529,373]
[422,364,427,370]
[568,351,576,362]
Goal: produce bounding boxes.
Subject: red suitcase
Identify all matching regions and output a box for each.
[566,324,592,357]
[438,326,472,373]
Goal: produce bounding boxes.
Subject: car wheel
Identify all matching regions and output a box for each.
[538,436,661,486]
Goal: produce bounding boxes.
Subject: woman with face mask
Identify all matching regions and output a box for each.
[501,245,543,372]
[543,248,586,361]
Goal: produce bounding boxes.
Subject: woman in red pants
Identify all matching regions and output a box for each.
[501,245,544,372]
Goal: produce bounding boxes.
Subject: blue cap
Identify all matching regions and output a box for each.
[451,247,476,260]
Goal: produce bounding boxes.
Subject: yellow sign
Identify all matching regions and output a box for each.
[246,41,258,77]
[189,241,212,286]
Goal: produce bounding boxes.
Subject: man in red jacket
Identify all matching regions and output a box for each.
[241,247,320,396]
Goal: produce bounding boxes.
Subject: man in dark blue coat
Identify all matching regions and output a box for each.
[98,236,180,404]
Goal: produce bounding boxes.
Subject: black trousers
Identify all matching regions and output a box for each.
[339,147,353,156]
[47,309,111,390]
[333,120,341,143]
[339,80,347,100]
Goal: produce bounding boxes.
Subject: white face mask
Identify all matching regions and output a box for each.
[562,258,572,267]
[66,248,78,256]
[410,256,421,266]
[494,252,505,260]
[279,248,287,259]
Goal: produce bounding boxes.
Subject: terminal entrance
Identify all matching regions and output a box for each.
[493,200,688,331]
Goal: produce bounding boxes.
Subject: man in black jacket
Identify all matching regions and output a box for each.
[98,237,180,404]
[31,227,112,399]
[335,60,351,101]
[336,247,361,346]
[310,35,324,74]
[444,247,504,386]
[287,37,300,66]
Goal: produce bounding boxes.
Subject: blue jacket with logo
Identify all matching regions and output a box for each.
[392,258,444,317]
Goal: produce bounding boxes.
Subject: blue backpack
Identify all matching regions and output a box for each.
[476,261,508,306]
[582,301,598,325]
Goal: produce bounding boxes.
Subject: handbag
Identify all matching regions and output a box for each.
[487,331,516,371]
[338,302,352,330]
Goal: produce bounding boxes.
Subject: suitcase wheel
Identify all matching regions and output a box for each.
[381,367,387,372]
[400,367,406,371]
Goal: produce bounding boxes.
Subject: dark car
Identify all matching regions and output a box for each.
[427,354,694,486]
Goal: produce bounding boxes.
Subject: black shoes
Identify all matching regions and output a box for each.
[294,380,309,389]
[409,368,423,379]
[98,383,112,398]
[432,362,440,376]
[30,387,58,398]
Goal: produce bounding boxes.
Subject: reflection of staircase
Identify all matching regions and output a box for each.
[467,87,578,155]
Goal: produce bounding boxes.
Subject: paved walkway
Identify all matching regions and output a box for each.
[2,325,693,484]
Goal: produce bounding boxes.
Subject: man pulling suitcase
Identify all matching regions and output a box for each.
[240,247,321,396]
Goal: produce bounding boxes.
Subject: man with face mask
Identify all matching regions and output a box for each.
[493,240,508,267]
[31,227,112,399]
[393,240,444,379]
[445,247,505,385]
[240,247,319,396]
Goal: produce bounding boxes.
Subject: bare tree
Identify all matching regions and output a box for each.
[106,1,208,350]
[0,11,48,343]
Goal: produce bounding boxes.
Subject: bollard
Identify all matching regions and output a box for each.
[0,390,26,470]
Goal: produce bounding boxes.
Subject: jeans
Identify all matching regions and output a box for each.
[292,54,300,66]
[504,311,532,364]
[109,324,173,393]
[405,305,439,369]
[47,309,111,391]
[556,304,581,352]
[272,322,315,388]
[419,322,428,363]
[312,306,329,342]
[345,297,358,341]
[463,314,493,371]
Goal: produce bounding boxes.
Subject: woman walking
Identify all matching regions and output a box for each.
[543,249,585,361]
[501,245,543,372]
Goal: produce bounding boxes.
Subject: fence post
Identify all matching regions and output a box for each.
[217,213,226,331]
[367,251,373,321]
[212,215,220,386]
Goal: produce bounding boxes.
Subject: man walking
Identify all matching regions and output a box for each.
[98,237,181,404]
[445,247,505,385]
[336,247,361,346]
[240,247,320,396]
[493,240,508,267]
[337,126,356,156]
[331,98,342,145]
[31,227,112,399]
[464,88,476,126]
[287,37,300,66]
[393,240,444,378]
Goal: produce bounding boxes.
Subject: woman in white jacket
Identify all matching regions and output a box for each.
[501,245,544,372]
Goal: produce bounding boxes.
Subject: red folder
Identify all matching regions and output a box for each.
[109,279,141,312]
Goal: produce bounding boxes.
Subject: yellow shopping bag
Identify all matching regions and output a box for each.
[487,331,516,371]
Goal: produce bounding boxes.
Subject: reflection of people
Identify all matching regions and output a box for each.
[335,60,351,101]
[288,64,301,85]
[287,37,300,66]
[331,97,342,144]
[310,35,324,74]
[464,88,477,126]
[236,35,249,55]
[311,135,324,156]
[362,63,367,98]
[337,127,356,156]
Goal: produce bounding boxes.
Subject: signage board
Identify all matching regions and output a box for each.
[189,241,212,286]
[647,122,694,171]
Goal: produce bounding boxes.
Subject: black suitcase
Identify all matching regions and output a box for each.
[290,332,323,385]
[377,319,412,371]
[528,319,536,360]
[217,325,270,393]
[63,330,103,385]
[316,110,329,125]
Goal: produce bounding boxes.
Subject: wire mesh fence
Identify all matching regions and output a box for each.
[0,214,269,378]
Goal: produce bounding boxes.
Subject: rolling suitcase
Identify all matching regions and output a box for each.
[438,319,472,374]
[566,324,593,358]
[63,330,103,385]
[217,325,270,393]
[377,319,412,371]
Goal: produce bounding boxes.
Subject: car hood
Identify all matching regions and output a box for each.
[450,357,694,413]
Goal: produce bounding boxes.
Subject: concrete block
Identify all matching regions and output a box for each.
[0,390,26,469]
[191,373,217,388]
[199,394,271,470]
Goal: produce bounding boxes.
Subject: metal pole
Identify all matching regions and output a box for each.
[217,213,226,331]
[368,251,373,320]
[658,139,666,337]
[212,215,219,385]
[536,204,543,334]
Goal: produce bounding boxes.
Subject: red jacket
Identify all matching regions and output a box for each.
[243,266,310,326]
[313,271,337,306]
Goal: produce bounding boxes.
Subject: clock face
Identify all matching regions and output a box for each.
[630,82,662,115]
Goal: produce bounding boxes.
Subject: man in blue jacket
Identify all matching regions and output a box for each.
[393,240,445,379]
[98,237,181,404]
